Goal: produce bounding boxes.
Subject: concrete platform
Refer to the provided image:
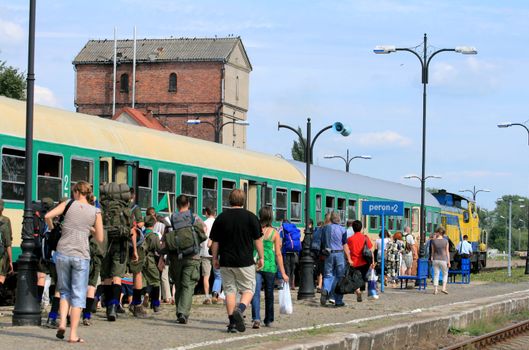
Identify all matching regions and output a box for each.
[1,281,529,350]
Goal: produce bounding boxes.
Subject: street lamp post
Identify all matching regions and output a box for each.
[12,0,41,326]
[186,118,249,143]
[278,118,351,300]
[498,197,525,277]
[498,122,529,274]
[403,175,441,232]
[375,34,477,259]
[459,186,491,202]
[519,219,525,251]
[323,149,371,172]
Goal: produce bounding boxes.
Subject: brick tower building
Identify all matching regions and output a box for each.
[73,37,251,148]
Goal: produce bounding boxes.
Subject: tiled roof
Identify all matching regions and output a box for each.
[112,107,168,132]
[73,37,242,64]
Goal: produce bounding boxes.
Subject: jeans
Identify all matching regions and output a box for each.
[212,267,222,294]
[55,251,90,308]
[322,252,345,304]
[251,271,275,324]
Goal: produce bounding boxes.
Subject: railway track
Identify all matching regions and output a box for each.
[441,319,529,350]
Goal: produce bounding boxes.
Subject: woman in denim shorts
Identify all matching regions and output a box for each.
[45,181,103,343]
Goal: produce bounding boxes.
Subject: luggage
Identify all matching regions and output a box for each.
[335,266,365,295]
[282,223,302,253]
[100,183,133,240]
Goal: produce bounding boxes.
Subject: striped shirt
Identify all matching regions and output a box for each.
[57,200,99,259]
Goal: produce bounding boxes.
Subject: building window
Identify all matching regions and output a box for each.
[1,148,25,201]
[120,73,129,93]
[37,153,63,202]
[235,76,240,101]
[221,180,236,212]
[325,196,335,214]
[290,190,302,222]
[202,177,218,214]
[275,188,287,221]
[71,158,93,188]
[315,194,322,223]
[347,199,356,220]
[337,198,346,224]
[181,174,197,212]
[168,73,177,92]
[138,167,152,210]
[158,171,176,213]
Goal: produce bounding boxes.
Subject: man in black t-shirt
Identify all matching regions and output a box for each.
[210,189,264,333]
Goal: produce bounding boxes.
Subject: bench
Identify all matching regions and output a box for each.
[448,258,471,284]
[398,258,428,290]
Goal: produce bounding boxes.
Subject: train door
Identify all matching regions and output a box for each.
[99,157,138,190]
[411,206,420,235]
[240,179,260,215]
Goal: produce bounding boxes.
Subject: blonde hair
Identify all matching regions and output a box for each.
[73,181,94,205]
[229,189,246,207]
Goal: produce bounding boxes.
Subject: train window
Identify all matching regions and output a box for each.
[202,177,218,215]
[404,208,411,228]
[290,190,302,222]
[37,153,63,202]
[1,148,25,201]
[412,208,419,233]
[168,73,177,92]
[99,161,109,185]
[138,168,152,210]
[264,186,273,208]
[396,218,402,231]
[315,194,322,223]
[221,180,236,212]
[337,198,346,224]
[158,171,176,213]
[388,216,395,230]
[426,211,433,233]
[369,216,378,230]
[347,199,356,220]
[325,196,335,214]
[181,174,197,212]
[71,158,93,188]
[120,73,129,93]
[275,188,287,221]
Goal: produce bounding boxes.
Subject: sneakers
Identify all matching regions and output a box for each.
[44,318,58,329]
[252,320,261,329]
[130,304,148,318]
[334,302,346,307]
[227,324,238,333]
[232,307,246,332]
[211,292,219,304]
[320,289,328,306]
[176,313,188,324]
[82,318,91,326]
[328,299,336,305]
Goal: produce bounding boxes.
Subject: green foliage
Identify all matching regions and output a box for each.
[486,195,529,250]
[291,126,310,163]
[0,60,26,100]
[472,266,529,284]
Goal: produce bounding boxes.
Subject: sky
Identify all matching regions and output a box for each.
[1,0,528,210]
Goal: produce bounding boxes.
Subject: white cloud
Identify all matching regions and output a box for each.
[34,85,60,107]
[353,131,412,147]
[0,19,24,45]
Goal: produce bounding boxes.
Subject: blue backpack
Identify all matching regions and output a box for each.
[310,227,323,254]
[282,223,302,253]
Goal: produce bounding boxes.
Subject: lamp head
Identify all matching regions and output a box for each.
[235,121,250,126]
[360,155,372,159]
[323,155,336,159]
[497,122,513,128]
[332,122,352,137]
[455,46,478,55]
[373,45,396,54]
[186,119,201,125]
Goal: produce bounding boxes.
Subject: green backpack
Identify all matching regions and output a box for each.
[165,215,207,260]
[100,183,133,240]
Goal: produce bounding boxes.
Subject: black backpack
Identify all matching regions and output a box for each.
[41,200,74,262]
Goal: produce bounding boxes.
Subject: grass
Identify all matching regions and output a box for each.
[449,310,529,337]
[472,267,529,284]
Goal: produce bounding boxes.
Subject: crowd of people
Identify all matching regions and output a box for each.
[0,183,464,343]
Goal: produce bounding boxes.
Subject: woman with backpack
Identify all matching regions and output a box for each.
[44,181,104,343]
[251,207,289,329]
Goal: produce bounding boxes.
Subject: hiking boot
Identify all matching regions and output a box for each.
[356,293,363,303]
[227,324,238,333]
[232,308,246,332]
[106,305,117,322]
[82,318,91,326]
[91,300,98,313]
[203,298,212,305]
[334,302,346,307]
[142,295,150,308]
[131,304,148,318]
[320,289,328,306]
[252,320,261,329]
[44,318,58,329]
[152,305,161,313]
[116,304,126,314]
[176,313,188,324]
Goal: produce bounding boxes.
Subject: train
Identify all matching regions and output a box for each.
[0,96,485,269]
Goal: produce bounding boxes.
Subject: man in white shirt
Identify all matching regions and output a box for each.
[455,235,473,269]
[200,208,216,304]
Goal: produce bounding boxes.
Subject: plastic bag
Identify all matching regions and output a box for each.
[367,268,379,300]
[279,281,293,314]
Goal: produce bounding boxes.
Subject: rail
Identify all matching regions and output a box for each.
[441,319,529,350]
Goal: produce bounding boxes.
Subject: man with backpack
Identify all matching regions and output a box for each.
[0,199,13,305]
[99,183,134,322]
[163,194,206,324]
[280,219,301,289]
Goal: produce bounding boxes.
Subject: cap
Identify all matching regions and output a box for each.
[144,216,156,228]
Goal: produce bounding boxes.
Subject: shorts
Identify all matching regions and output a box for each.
[402,253,413,270]
[37,260,57,285]
[128,247,145,274]
[88,255,102,287]
[121,283,133,297]
[55,251,90,308]
[0,254,10,276]
[101,239,128,280]
[200,257,212,277]
[220,265,256,295]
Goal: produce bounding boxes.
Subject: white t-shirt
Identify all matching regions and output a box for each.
[375,238,391,260]
[200,216,215,257]
[404,234,415,256]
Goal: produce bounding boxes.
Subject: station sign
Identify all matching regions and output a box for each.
[362,200,404,217]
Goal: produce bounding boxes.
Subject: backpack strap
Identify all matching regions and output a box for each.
[264,227,275,241]
[62,200,75,221]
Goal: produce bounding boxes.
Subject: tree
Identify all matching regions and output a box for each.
[291,126,311,163]
[0,60,26,100]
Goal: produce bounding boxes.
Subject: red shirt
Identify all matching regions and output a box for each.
[347,232,373,267]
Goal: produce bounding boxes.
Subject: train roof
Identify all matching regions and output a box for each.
[288,160,440,207]
[0,97,304,184]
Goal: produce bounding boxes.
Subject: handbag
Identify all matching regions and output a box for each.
[335,266,364,294]
[362,235,373,265]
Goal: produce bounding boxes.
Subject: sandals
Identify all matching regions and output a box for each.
[67,338,85,343]
[56,328,66,340]
[442,290,449,295]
